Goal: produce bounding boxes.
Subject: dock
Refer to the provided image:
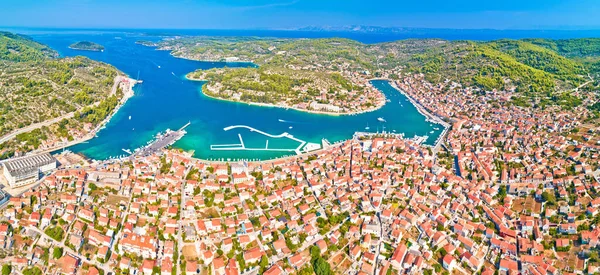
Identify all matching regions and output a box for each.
[128,122,190,158]
[211,125,321,155]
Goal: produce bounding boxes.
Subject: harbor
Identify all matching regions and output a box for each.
[126,122,191,158]
[210,125,322,156]
[388,80,450,150]
[35,32,443,161]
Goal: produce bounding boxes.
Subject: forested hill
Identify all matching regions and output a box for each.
[0,31,58,61]
[0,31,121,159]
[401,39,597,98]
[524,38,600,58]
[152,36,599,97]
[523,38,600,74]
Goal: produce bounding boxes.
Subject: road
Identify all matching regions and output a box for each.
[0,75,128,145]
[0,113,76,145]
[176,165,193,275]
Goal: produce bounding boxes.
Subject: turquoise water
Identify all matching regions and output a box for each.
[31,32,443,161]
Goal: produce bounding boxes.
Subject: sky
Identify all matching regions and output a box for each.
[1,0,600,30]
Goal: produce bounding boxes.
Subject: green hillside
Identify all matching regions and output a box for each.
[0,31,57,62]
[401,38,595,105]
[488,40,585,77]
[525,38,600,58]
[0,31,121,159]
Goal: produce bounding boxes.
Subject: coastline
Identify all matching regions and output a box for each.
[39,76,137,155]
[67,46,104,52]
[64,77,446,165]
[185,75,385,117]
[381,78,451,150]
[142,42,387,116]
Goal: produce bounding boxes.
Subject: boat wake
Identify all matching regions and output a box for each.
[278,119,308,124]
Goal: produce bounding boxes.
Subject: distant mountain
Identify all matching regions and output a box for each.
[294,25,419,33]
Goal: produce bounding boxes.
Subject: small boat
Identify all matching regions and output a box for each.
[171,72,176,76]
[158,65,161,69]
[365,123,370,130]
[386,99,391,103]
[430,131,434,134]
[128,115,132,120]
[132,128,135,131]
[434,127,440,130]
[289,126,293,129]
[377,117,386,122]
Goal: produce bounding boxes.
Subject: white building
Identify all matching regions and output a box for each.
[2,153,57,187]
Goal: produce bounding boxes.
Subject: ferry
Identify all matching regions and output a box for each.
[377,117,386,122]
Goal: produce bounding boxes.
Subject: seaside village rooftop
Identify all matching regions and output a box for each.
[2,73,600,275]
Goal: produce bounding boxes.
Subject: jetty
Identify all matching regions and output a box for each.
[129,122,190,158]
[211,125,321,155]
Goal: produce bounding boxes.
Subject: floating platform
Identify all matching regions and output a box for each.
[211,125,320,155]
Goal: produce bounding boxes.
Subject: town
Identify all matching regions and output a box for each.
[2,70,600,275]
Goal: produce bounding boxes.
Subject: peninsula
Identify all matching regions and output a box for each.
[0,32,133,159]
[146,37,388,115]
[69,41,105,52]
[145,36,600,115]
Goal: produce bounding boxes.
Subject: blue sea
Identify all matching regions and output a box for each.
[4,27,595,160]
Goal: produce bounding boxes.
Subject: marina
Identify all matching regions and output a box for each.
[127,122,190,158]
[34,34,445,161]
[210,125,322,155]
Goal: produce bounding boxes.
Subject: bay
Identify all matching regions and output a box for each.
[28,31,443,161]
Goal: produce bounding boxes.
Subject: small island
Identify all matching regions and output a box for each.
[69,41,105,52]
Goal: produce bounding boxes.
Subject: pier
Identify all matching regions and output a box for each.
[128,122,190,158]
[210,125,322,155]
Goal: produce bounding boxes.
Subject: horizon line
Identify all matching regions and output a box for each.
[3,25,600,33]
